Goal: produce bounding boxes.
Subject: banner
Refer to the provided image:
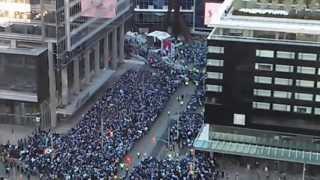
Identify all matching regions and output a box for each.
[81,0,116,18]
[204,3,221,25]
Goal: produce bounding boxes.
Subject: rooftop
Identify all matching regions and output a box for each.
[232,0,320,20]
[208,0,320,44]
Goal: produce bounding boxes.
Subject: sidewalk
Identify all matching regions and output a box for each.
[0,124,34,145]
[0,60,143,145]
[55,60,144,134]
[215,156,320,180]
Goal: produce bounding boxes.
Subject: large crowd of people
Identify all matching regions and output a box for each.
[0,35,212,179]
[165,42,207,149]
[1,67,184,179]
[129,152,216,180]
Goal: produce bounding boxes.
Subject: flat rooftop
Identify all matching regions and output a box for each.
[208,0,320,44]
[208,26,320,45]
[232,0,320,20]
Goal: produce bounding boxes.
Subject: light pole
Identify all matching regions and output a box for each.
[302,162,306,180]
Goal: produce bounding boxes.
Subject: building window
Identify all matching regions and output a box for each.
[207,59,223,67]
[275,64,294,72]
[254,76,272,84]
[206,84,222,92]
[298,53,317,61]
[297,66,316,75]
[296,80,314,88]
[276,51,295,59]
[294,106,312,114]
[253,101,270,110]
[207,72,223,79]
[256,49,274,58]
[274,78,292,86]
[233,113,245,126]
[273,91,292,99]
[314,108,320,115]
[254,89,271,97]
[273,103,290,112]
[255,63,273,71]
[295,93,313,101]
[315,95,320,102]
[208,46,224,54]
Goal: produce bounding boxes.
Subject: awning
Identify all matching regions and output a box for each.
[147,31,171,41]
[194,138,320,166]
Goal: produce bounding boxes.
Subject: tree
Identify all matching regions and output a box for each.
[166,0,191,42]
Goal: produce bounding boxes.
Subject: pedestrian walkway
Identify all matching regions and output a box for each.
[215,155,320,180]
[0,124,34,145]
[55,60,144,134]
[0,162,5,178]
[125,83,196,170]
[0,61,143,145]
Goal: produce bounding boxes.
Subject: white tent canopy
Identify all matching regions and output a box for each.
[147,31,171,41]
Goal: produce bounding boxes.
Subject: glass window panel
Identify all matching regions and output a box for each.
[298,53,317,61]
[206,84,222,92]
[297,66,316,75]
[273,91,292,99]
[314,108,320,115]
[295,93,313,101]
[255,63,273,71]
[207,72,223,79]
[256,49,274,58]
[296,80,314,88]
[207,59,223,67]
[254,76,272,84]
[273,104,290,112]
[254,89,271,97]
[294,106,312,114]
[276,51,295,59]
[208,46,224,54]
[275,64,294,72]
[274,78,292,86]
[253,101,270,110]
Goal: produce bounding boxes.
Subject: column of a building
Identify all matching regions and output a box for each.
[119,24,125,63]
[61,67,69,106]
[0,54,4,74]
[85,50,91,83]
[14,102,21,125]
[111,28,118,69]
[94,42,100,74]
[10,40,16,48]
[48,43,57,128]
[20,102,26,124]
[73,59,80,94]
[104,33,109,69]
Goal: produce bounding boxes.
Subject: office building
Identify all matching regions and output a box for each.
[0,0,132,129]
[195,0,320,166]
